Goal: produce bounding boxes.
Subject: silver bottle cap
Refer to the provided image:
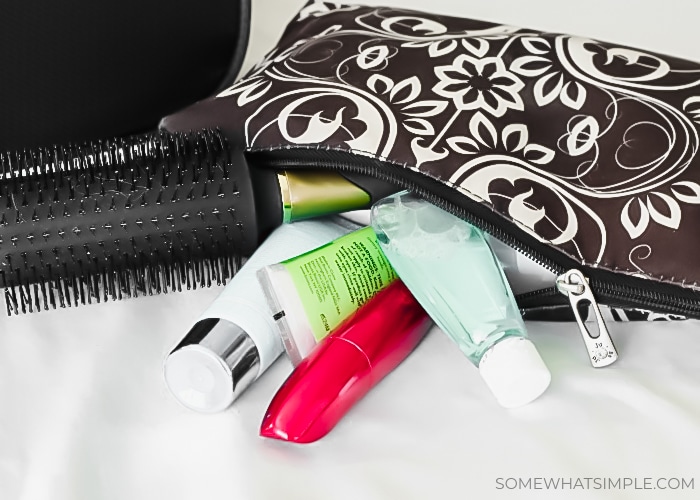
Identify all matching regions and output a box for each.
[164,318,261,413]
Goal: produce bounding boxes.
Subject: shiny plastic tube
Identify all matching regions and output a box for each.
[163,217,356,413]
[258,226,397,365]
[260,280,431,443]
[371,191,550,408]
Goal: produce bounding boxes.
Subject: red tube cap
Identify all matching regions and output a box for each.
[260,280,431,444]
[260,338,373,443]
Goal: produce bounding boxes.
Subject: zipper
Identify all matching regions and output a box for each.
[555,269,619,367]
[253,147,700,338]
[255,148,564,271]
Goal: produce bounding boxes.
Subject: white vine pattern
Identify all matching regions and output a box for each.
[221,2,700,282]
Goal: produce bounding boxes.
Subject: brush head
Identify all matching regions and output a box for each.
[0,129,281,315]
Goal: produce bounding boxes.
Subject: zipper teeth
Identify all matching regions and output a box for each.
[517,287,559,300]
[517,278,700,316]
[260,150,700,317]
[595,280,700,312]
[265,155,564,275]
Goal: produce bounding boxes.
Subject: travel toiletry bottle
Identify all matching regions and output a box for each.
[336,210,557,294]
[260,279,432,443]
[258,226,397,365]
[370,191,551,408]
[163,217,356,413]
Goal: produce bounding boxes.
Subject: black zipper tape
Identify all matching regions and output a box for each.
[250,147,700,319]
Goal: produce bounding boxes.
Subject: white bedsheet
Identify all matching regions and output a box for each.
[3,1,700,499]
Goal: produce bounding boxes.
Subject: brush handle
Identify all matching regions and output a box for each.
[0,129,279,314]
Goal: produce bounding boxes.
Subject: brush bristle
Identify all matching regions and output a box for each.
[0,129,247,315]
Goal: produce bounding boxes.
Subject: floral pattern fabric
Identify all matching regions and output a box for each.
[209,1,700,291]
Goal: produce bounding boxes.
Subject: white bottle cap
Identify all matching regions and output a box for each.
[478,337,551,408]
[164,319,260,413]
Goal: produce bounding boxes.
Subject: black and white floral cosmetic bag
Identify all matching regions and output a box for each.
[163,1,700,344]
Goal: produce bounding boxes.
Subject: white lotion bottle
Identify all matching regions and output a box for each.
[163,217,356,413]
[371,191,551,408]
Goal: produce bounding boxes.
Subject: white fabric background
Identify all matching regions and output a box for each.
[3,1,700,499]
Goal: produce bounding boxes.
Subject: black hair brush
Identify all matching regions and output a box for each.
[0,129,396,315]
[0,2,399,316]
[1,130,250,314]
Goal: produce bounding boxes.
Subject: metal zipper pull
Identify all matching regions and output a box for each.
[556,269,618,368]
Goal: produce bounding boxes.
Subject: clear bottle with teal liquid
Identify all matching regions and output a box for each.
[370,191,551,408]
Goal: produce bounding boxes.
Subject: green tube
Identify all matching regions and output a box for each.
[258,226,397,366]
